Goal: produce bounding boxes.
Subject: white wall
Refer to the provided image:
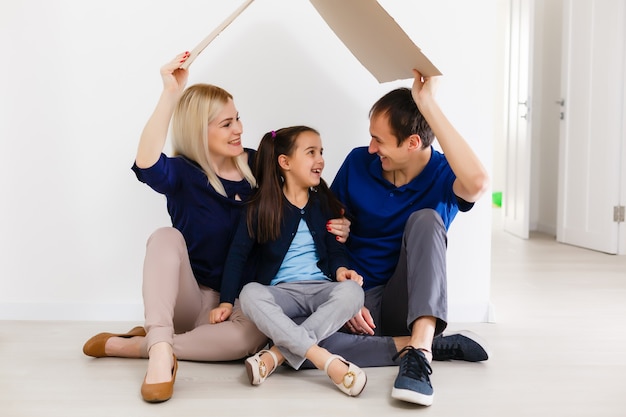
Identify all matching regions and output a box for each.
[0,0,497,322]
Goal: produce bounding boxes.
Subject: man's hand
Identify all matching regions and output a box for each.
[411,68,440,110]
[344,306,376,335]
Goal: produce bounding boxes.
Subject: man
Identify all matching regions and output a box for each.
[321,69,490,406]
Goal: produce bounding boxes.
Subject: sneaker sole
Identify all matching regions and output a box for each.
[391,387,433,406]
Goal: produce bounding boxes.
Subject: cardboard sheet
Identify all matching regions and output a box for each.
[180,0,440,83]
[310,0,441,82]
[180,0,255,70]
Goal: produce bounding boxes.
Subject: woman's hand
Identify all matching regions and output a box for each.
[160,51,190,95]
[135,52,191,169]
[209,302,233,324]
[336,267,363,286]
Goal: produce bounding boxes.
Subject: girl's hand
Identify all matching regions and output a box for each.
[160,51,190,94]
[209,303,233,324]
[327,213,351,243]
[336,267,363,286]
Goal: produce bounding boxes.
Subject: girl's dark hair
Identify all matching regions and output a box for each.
[247,126,344,243]
[369,87,434,148]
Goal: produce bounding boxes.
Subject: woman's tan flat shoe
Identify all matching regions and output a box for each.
[141,355,178,403]
[82,326,146,358]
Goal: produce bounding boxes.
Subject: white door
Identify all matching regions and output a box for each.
[503,0,533,239]
[556,0,624,254]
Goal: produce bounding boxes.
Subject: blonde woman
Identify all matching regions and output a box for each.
[82,52,350,403]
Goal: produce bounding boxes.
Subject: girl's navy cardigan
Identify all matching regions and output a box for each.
[220,191,349,304]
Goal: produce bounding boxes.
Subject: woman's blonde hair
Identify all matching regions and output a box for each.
[171,84,256,196]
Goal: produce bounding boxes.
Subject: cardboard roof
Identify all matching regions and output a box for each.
[180,0,256,70]
[309,0,441,81]
[181,0,441,83]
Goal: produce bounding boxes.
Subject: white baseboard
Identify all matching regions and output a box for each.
[438,301,495,323]
[533,221,557,236]
[487,302,496,323]
[0,302,144,321]
[0,301,496,323]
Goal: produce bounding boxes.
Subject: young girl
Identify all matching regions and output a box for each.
[212,126,367,397]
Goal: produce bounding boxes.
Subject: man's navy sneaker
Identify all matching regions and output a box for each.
[432,330,489,362]
[391,346,433,406]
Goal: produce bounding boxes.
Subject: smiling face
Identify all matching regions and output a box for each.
[206,98,243,158]
[281,130,325,189]
[368,112,411,171]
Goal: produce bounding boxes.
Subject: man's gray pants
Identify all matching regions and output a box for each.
[314,209,449,367]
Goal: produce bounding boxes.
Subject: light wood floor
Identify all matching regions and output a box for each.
[2,218,626,416]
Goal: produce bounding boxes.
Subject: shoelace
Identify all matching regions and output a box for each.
[432,338,462,360]
[393,346,432,381]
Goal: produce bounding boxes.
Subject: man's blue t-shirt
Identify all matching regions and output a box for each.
[330,146,472,290]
